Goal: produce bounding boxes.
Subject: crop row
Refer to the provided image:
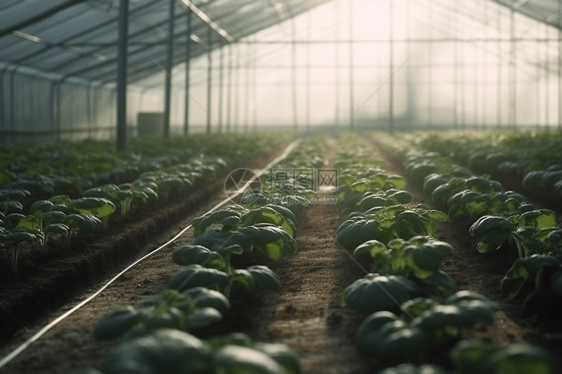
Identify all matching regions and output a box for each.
[374,132,562,301]
[78,135,327,374]
[386,129,562,204]
[332,133,556,373]
[0,134,291,273]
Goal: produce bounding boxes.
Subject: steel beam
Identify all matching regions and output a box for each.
[0,0,88,38]
[389,0,394,134]
[184,9,192,135]
[164,0,175,139]
[116,0,129,151]
[206,26,213,134]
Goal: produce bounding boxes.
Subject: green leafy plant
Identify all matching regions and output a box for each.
[339,273,417,314]
[354,236,455,293]
[355,291,494,359]
[94,288,229,340]
[96,329,301,374]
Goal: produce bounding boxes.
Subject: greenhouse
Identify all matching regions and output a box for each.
[1,0,562,373]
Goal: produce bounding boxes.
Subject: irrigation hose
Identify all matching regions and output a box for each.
[0,140,299,369]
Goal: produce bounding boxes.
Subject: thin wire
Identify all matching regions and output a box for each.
[0,140,299,370]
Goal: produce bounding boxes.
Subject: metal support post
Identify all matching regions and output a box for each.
[497,5,501,128]
[306,11,311,132]
[510,8,516,129]
[349,0,354,130]
[116,0,129,150]
[389,0,394,134]
[335,0,339,129]
[292,18,298,132]
[164,0,174,139]
[227,43,233,132]
[244,43,250,133]
[218,43,224,130]
[184,9,191,135]
[206,26,212,134]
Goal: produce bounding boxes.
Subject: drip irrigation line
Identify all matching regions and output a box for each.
[0,140,299,370]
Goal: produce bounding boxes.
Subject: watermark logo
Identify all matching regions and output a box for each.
[224,168,338,205]
[224,168,262,204]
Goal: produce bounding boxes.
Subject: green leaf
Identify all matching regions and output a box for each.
[94,306,140,341]
[182,287,230,312]
[102,329,210,374]
[490,345,557,374]
[476,231,510,253]
[171,245,225,270]
[49,195,71,206]
[450,340,495,374]
[336,218,392,250]
[375,364,447,374]
[187,307,222,329]
[71,197,116,217]
[241,224,297,261]
[246,265,281,290]
[45,223,69,236]
[213,346,286,374]
[356,311,431,358]
[340,273,417,314]
[423,270,456,294]
[353,239,388,258]
[405,240,454,279]
[169,265,229,292]
[193,231,252,252]
[253,343,302,374]
[501,255,562,299]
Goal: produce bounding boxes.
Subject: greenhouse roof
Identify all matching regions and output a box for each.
[0,0,330,84]
[0,0,561,87]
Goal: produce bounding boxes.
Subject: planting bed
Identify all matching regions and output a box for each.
[1,131,562,374]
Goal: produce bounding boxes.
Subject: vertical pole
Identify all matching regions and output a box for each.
[235,44,240,133]
[245,43,250,133]
[537,23,541,128]
[497,4,501,128]
[335,0,339,129]
[559,4,562,129]
[474,2,478,129]
[454,1,458,128]
[87,81,91,138]
[218,43,224,130]
[184,9,191,135]
[546,24,550,128]
[252,37,258,133]
[116,0,129,151]
[163,0,174,139]
[292,18,298,132]
[227,43,233,132]
[428,1,432,127]
[389,0,394,134]
[510,8,516,129]
[349,0,354,130]
[306,10,311,133]
[206,26,212,134]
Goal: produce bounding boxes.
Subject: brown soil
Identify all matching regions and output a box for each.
[370,140,562,366]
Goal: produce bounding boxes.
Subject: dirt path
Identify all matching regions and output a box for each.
[369,140,562,361]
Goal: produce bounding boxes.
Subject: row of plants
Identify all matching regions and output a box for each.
[0,134,290,213]
[333,133,556,373]
[78,135,327,374]
[373,132,562,301]
[0,134,292,273]
[385,129,562,203]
